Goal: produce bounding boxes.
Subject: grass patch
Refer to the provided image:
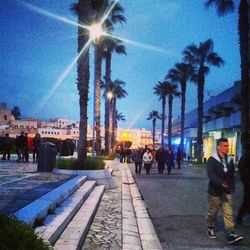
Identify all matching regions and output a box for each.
[56,157,105,170]
[0,213,51,250]
[99,153,116,160]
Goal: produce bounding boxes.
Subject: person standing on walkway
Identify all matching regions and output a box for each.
[32,133,41,163]
[156,147,166,174]
[132,148,143,174]
[206,138,243,244]
[166,147,175,175]
[176,147,183,169]
[1,133,12,161]
[15,131,27,162]
[143,149,153,174]
[237,143,250,225]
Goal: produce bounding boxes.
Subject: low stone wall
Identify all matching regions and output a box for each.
[53,168,116,190]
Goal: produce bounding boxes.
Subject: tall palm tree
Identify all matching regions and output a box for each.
[166,83,181,148]
[92,1,108,156]
[147,110,161,149]
[70,0,94,160]
[205,0,250,153]
[109,79,127,151]
[102,2,126,154]
[166,63,195,149]
[115,110,126,129]
[153,81,169,148]
[103,41,126,154]
[183,39,224,163]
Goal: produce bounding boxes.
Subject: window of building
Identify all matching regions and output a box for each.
[20,125,24,129]
[4,115,7,120]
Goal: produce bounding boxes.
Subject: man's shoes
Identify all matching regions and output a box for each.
[228,232,243,244]
[207,227,217,239]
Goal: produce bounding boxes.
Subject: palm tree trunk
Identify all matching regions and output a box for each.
[94,44,102,155]
[168,95,173,148]
[104,50,112,154]
[77,0,92,160]
[239,0,250,154]
[161,98,166,148]
[111,98,117,150]
[197,72,205,163]
[152,118,156,149]
[180,81,187,148]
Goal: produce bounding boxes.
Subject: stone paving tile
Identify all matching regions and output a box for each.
[82,164,122,250]
[0,161,72,215]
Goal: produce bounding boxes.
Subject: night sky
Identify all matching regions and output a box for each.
[0,0,240,129]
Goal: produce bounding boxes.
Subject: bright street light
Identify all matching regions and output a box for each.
[107,91,113,101]
[88,23,103,43]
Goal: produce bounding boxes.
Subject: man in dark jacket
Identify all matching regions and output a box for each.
[156,147,166,174]
[132,148,143,174]
[237,143,250,224]
[206,138,243,244]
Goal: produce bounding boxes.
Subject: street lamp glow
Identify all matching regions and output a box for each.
[107,91,113,100]
[88,23,103,43]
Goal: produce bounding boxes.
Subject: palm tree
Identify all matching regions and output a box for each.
[70,0,95,160]
[183,39,224,163]
[166,63,195,149]
[153,81,169,148]
[166,83,181,148]
[109,79,127,151]
[147,110,161,149]
[115,110,126,128]
[204,0,250,153]
[92,1,108,156]
[102,2,126,154]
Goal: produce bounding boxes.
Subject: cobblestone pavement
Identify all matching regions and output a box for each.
[0,159,72,215]
[82,164,122,250]
[129,162,250,250]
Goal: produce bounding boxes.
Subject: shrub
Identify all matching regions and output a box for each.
[99,153,116,160]
[0,213,51,250]
[56,157,105,170]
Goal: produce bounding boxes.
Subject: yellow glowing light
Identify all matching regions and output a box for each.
[88,23,103,42]
[107,91,113,100]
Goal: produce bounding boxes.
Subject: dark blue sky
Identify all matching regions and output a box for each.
[0,0,240,129]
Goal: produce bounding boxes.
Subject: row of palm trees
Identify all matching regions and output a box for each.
[149,39,223,163]
[204,0,250,154]
[71,0,127,160]
[148,1,250,162]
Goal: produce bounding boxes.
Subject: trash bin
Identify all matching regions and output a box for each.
[37,141,57,172]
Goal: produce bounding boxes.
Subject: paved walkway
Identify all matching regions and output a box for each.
[0,159,72,215]
[82,163,122,249]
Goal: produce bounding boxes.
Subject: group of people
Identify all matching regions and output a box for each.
[206,138,249,245]
[1,132,41,163]
[129,146,183,175]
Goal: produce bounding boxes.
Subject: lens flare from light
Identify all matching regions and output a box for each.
[19,0,88,30]
[88,23,103,42]
[127,97,157,129]
[34,39,92,114]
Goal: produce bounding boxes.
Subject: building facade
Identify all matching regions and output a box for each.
[172,81,245,162]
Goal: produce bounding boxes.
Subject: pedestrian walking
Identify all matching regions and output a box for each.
[15,131,27,162]
[132,148,143,174]
[143,149,153,174]
[156,147,166,174]
[166,147,175,175]
[236,143,250,225]
[1,133,12,160]
[32,133,41,163]
[206,138,243,244]
[176,147,183,169]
